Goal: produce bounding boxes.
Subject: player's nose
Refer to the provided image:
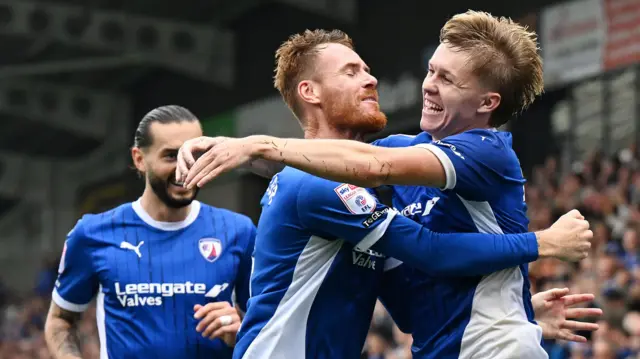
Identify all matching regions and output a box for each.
[363,72,377,88]
[422,75,437,94]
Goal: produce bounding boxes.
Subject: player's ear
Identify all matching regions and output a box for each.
[298,80,321,105]
[477,92,501,115]
[131,146,146,174]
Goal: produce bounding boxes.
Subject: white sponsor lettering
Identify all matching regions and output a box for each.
[114,281,208,307]
[352,251,376,270]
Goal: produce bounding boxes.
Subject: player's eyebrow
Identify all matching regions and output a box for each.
[340,62,371,74]
[429,62,457,81]
[161,147,179,154]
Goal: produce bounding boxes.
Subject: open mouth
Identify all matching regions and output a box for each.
[168,176,184,187]
[361,96,378,103]
[424,99,443,114]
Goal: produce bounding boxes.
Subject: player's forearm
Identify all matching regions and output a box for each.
[372,216,539,276]
[244,158,284,179]
[44,304,83,359]
[249,135,396,188]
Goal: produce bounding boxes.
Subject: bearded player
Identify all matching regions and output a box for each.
[177,23,599,358]
[44,105,255,359]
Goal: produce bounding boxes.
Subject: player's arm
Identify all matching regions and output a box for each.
[298,179,591,276]
[45,302,83,359]
[44,220,98,359]
[175,136,283,182]
[181,135,443,189]
[248,135,444,188]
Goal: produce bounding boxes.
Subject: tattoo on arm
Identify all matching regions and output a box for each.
[45,302,83,359]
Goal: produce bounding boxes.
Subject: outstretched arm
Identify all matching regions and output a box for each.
[181,135,444,189]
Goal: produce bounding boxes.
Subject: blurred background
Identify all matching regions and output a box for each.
[0,0,635,357]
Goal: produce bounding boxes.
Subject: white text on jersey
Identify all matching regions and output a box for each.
[114,281,206,307]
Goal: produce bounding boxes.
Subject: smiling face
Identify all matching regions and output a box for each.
[132,121,203,208]
[420,42,501,139]
[304,43,387,134]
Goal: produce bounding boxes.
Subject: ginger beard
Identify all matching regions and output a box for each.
[323,89,387,135]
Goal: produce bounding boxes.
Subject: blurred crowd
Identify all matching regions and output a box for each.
[4,145,640,358]
[0,256,100,359]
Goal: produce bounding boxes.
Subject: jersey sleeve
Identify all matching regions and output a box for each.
[415,131,511,199]
[297,175,539,276]
[52,219,99,312]
[371,134,416,148]
[377,265,413,334]
[233,218,256,314]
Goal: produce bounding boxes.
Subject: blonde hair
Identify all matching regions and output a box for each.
[273,29,353,119]
[440,10,544,126]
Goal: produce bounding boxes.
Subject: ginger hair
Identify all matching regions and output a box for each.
[440,10,544,126]
[273,29,353,120]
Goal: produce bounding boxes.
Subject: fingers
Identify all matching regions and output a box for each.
[193,302,231,320]
[201,310,241,338]
[184,151,214,188]
[544,288,570,301]
[557,329,588,343]
[562,294,596,307]
[196,307,233,334]
[564,209,584,220]
[176,144,194,183]
[561,319,600,332]
[565,307,602,319]
[211,321,241,342]
[186,157,218,190]
[197,167,224,189]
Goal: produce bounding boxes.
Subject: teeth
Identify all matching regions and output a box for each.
[425,100,443,111]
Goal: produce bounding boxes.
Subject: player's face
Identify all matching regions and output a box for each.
[421,43,500,139]
[314,43,387,134]
[143,121,203,208]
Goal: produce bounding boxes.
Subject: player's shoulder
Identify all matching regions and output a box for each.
[72,202,134,237]
[440,129,519,165]
[199,202,255,230]
[440,129,509,150]
[372,133,419,148]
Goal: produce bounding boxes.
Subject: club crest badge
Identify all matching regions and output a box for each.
[199,238,223,263]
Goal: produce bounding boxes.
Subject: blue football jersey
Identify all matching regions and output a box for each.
[233,165,541,359]
[234,167,389,359]
[52,200,256,359]
[375,129,547,359]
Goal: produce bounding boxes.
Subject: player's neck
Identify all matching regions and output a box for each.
[139,189,191,222]
[303,114,364,141]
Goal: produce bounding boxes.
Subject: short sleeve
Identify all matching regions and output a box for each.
[371,134,416,148]
[52,219,99,312]
[297,176,397,252]
[415,131,516,200]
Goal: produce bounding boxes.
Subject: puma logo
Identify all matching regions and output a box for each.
[120,241,144,258]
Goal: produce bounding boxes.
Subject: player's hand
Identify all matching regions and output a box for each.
[194,301,241,347]
[537,209,592,261]
[532,287,602,342]
[184,137,256,189]
[176,136,229,184]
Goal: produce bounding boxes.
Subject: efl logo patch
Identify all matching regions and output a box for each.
[334,183,376,214]
[198,238,223,263]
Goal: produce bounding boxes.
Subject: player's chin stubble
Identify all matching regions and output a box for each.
[327,98,387,136]
[148,171,198,209]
